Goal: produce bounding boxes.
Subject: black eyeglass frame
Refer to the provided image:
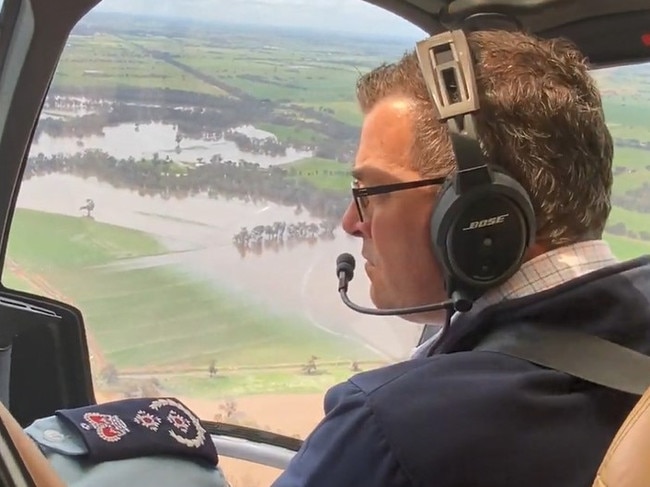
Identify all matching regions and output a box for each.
[351,176,447,222]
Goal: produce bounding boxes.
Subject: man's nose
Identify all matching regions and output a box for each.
[341,201,365,237]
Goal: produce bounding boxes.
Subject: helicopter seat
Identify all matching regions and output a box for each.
[593,385,650,487]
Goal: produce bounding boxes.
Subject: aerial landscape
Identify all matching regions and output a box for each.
[1,6,650,483]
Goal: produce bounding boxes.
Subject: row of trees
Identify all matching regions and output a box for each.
[606,221,650,240]
[612,181,650,214]
[39,87,360,162]
[232,220,337,257]
[26,150,350,223]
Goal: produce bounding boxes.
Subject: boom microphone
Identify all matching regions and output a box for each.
[336,253,473,316]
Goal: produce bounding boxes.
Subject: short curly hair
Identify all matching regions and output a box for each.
[356,30,614,247]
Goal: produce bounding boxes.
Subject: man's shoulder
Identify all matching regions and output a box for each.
[316,352,545,485]
[277,349,631,487]
[326,349,544,434]
[345,349,532,398]
[324,349,630,487]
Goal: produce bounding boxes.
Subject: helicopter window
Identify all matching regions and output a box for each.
[0,1,426,484]
[592,63,650,250]
[0,1,649,485]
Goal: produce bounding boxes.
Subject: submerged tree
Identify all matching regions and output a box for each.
[79,198,95,218]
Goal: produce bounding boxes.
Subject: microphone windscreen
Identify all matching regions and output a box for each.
[336,253,356,280]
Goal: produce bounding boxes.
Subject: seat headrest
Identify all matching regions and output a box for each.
[594,386,650,487]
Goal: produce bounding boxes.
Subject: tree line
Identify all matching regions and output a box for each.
[26,150,350,223]
[39,89,360,161]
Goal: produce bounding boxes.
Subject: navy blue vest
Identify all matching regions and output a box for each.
[273,256,650,487]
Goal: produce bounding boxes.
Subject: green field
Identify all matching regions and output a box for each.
[603,96,650,130]
[55,34,227,97]
[605,234,650,260]
[53,20,399,129]
[4,209,375,373]
[283,157,351,191]
[162,366,356,399]
[2,271,38,294]
[257,123,327,145]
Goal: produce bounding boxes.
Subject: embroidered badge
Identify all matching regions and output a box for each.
[81,412,130,443]
[149,398,206,449]
[134,410,162,432]
[167,409,191,434]
[56,397,217,464]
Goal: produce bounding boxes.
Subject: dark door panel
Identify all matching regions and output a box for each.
[0,290,94,426]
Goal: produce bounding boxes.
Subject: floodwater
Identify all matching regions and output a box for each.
[17,106,423,361]
[30,121,313,167]
[15,173,423,360]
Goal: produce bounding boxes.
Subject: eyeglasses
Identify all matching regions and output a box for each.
[352,176,447,222]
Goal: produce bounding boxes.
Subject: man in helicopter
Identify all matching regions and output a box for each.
[271,26,650,487]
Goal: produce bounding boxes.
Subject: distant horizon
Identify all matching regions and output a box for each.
[77,3,647,73]
[79,13,423,43]
[88,0,427,39]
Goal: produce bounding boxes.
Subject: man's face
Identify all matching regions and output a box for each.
[341,96,448,323]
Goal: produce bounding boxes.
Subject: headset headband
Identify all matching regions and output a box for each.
[415,30,491,190]
[415,29,536,306]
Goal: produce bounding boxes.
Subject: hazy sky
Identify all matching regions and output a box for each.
[93,0,427,38]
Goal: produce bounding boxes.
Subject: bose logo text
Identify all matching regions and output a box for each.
[462,214,509,231]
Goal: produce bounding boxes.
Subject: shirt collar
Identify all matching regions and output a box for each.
[410,240,619,358]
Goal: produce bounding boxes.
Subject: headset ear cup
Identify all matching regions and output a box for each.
[430,169,535,298]
[490,169,536,246]
[430,177,456,283]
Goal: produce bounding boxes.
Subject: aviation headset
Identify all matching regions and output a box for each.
[415,30,536,310]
